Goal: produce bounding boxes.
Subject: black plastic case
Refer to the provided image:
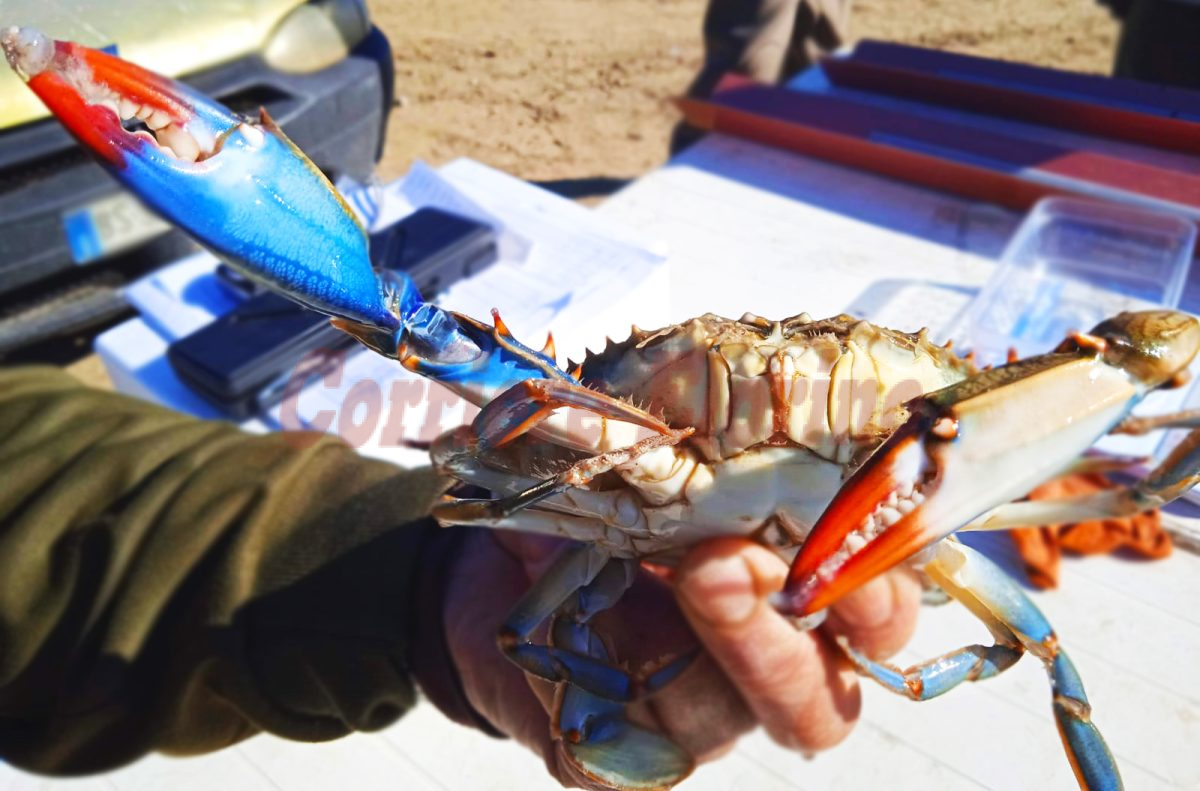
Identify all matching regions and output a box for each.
[168,207,498,418]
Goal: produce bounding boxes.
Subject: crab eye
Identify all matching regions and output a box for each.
[1091,311,1200,387]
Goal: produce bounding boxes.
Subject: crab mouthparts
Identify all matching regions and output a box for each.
[775,417,942,616]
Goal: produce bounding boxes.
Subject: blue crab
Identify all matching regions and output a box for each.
[11,27,1200,790]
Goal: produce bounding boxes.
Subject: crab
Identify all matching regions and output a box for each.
[11,26,1200,791]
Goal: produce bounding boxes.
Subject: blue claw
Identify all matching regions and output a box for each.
[7,26,580,400]
[3,26,395,331]
[335,302,577,402]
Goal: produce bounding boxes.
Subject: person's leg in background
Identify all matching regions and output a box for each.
[1109,0,1200,89]
[671,0,851,153]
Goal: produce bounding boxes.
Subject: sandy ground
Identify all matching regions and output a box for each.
[370,0,1119,183]
[66,0,1120,388]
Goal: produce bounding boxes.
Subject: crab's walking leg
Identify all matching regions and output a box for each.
[437,428,690,524]
[1113,408,1200,435]
[471,378,684,453]
[843,540,1120,789]
[895,540,1119,791]
[554,684,694,790]
[837,636,1023,701]
[1061,453,1147,477]
[499,544,693,701]
[500,543,695,789]
[434,377,691,524]
[428,427,668,554]
[964,426,1200,532]
[432,425,655,529]
[501,544,634,699]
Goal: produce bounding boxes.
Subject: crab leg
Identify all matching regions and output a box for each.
[1112,407,1200,435]
[500,544,692,700]
[1060,453,1147,477]
[1,26,400,330]
[436,426,689,525]
[432,375,690,524]
[964,426,1200,532]
[438,507,625,548]
[554,686,694,790]
[2,28,570,401]
[843,541,1119,789]
[500,544,628,696]
[432,426,653,522]
[776,311,1200,618]
[499,544,695,788]
[838,637,1023,700]
[466,376,685,454]
[429,426,673,554]
[430,425,670,548]
[922,541,1119,790]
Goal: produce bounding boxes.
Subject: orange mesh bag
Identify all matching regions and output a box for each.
[1009,472,1171,589]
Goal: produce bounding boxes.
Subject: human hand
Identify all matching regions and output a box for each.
[438,529,921,789]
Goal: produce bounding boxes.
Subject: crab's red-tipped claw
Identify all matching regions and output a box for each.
[775,402,944,617]
[776,338,1165,618]
[2,26,402,331]
[2,26,236,165]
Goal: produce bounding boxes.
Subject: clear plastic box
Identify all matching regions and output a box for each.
[948,197,1196,366]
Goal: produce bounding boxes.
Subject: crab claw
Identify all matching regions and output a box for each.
[2,26,397,331]
[777,310,1200,617]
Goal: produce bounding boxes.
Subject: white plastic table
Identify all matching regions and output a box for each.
[7,133,1200,790]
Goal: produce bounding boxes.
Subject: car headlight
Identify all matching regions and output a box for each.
[263,0,372,74]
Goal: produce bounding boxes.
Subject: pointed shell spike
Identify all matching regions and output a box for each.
[491,309,512,338]
[542,332,556,360]
[1007,346,1020,364]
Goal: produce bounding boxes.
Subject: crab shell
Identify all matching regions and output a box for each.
[534,313,978,558]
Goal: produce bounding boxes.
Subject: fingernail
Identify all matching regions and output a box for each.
[678,554,757,625]
[831,573,895,630]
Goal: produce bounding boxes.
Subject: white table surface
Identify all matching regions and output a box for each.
[7,130,1200,790]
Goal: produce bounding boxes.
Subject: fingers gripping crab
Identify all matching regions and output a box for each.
[12,27,1200,790]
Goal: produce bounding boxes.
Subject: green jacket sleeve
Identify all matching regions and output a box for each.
[0,366,450,775]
